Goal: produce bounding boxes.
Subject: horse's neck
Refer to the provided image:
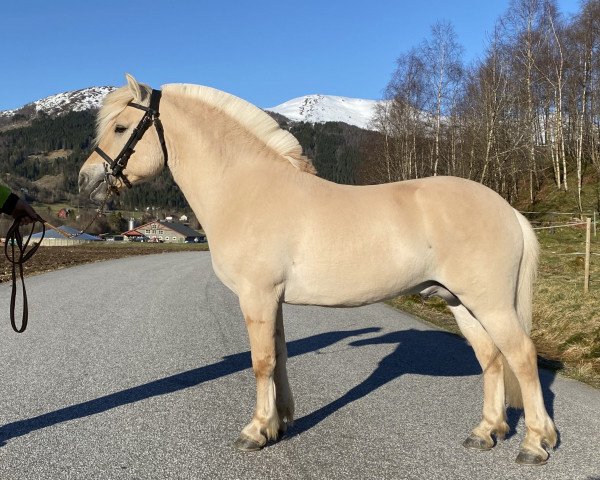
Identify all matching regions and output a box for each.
[162,96,294,234]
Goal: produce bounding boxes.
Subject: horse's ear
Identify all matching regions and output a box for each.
[125,73,144,102]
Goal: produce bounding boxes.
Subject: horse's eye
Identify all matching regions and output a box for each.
[115,125,128,134]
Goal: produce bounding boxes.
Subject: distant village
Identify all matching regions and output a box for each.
[33,211,206,246]
[119,215,206,244]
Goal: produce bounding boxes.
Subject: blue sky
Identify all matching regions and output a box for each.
[0,0,581,111]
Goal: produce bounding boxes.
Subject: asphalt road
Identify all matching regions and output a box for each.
[0,251,598,480]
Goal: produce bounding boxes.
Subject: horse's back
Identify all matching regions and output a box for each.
[283,176,523,306]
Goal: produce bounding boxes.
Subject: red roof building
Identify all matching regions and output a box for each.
[122,229,147,241]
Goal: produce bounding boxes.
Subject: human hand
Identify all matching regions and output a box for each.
[12,198,43,225]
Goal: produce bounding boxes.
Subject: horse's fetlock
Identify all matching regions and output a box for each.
[542,421,558,449]
[493,421,510,440]
[261,415,280,441]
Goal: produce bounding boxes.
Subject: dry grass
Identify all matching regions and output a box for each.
[0,242,208,283]
[389,227,600,388]
[33,173,65,190]
[532,228,600,387]
[27,148,73,161]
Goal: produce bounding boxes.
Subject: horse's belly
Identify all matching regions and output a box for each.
[283,258,425,307]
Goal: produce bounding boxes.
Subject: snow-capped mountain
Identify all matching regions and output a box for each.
[0,87,383,131]
[266,94,382,130]
[0,86,115,120]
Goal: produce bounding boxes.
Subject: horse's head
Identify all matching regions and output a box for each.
[79,74,167,203]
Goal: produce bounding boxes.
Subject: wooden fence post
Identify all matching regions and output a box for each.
[594,211,597,237]
[584,217,591,294]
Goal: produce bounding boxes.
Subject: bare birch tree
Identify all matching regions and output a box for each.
[421,21,464,176]
[366,0,600,211]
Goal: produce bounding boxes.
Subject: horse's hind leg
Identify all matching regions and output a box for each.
[449,304,508,450]
[468,305,557,464]
[274,302,294,434]
[234,292,281,451]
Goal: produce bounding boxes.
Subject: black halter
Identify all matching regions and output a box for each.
[94,89,168,189]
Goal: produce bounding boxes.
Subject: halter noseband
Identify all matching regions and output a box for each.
[94,88,168,189]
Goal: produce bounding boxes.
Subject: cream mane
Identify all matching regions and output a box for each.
[96,82,316,174]
[164,84,315,174]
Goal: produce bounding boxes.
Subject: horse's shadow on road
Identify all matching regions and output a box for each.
[0,326,558,446]
[286,329,558,444]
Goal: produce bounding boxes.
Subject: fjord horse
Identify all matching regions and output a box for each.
[79,75,557,464]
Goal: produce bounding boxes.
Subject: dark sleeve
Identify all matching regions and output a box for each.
[0,192,20,215]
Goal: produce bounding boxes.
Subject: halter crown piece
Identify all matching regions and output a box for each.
[94,89,168,189]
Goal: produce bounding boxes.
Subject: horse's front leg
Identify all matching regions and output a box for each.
[274,302,294,434]
[234,292,282,451]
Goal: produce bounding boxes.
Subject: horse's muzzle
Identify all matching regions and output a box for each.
[78,166,109,204]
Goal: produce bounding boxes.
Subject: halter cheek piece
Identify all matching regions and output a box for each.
[94,88,168,189]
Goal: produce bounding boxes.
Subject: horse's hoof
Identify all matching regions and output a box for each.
[233,436,263,452]
[515,450,548,465]
[462,434,492,451]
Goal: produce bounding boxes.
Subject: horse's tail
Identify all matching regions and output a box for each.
[502,209,539,408]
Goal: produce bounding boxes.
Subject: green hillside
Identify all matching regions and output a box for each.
[0,111,373,220]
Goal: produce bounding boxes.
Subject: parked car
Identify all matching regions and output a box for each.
[185,235,207,243]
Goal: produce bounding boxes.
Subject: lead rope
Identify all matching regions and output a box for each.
[46,175,115,239]
[4,218,45,333]
[44,190,113,239]
[4,181,114,332]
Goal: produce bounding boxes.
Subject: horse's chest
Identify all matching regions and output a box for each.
[210,255,243,296]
